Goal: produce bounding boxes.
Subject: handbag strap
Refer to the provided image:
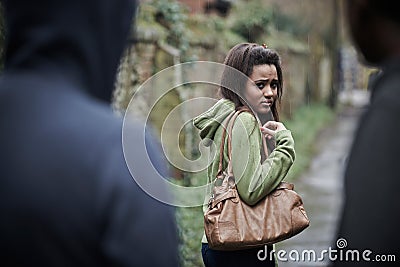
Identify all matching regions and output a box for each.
[217,110,236,175]
[217,108,269,177]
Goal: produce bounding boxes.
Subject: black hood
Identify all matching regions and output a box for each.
[1,0,135,102]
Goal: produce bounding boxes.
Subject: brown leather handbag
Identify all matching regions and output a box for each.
[204,110,310,251]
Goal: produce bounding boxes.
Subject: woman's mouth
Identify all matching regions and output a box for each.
[261,100,273,107]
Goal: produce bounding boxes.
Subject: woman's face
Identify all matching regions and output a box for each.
[243,64,279,117]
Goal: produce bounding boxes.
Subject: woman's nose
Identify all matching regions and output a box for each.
[263,86,273,97]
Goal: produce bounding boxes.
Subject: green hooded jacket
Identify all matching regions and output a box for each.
[193,99,296,244]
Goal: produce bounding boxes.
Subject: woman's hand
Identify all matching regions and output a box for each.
[260,121,287,139]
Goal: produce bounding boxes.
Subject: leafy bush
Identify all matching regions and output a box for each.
[152,0,189,53]
[230,0,273,42]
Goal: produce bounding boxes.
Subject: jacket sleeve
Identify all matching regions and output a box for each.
[231,112,295,205]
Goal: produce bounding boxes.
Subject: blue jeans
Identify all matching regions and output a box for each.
[201,243,275,267]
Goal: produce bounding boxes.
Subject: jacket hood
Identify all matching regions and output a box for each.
[193,99,234,144]
[1,0,135,102]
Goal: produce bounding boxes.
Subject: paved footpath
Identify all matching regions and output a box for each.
[273,89,370,267]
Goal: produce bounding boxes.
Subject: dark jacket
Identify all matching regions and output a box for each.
[0,0,179,266]
[334,59,400,265]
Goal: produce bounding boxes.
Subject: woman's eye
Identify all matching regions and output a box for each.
[271,82,278,89]
[256,83,265,89]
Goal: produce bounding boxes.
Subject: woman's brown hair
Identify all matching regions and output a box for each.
[219,43,283,121]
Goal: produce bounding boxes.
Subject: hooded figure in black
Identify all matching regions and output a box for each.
[0,0,179,266]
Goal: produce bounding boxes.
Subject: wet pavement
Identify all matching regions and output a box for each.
[274,89,370,267]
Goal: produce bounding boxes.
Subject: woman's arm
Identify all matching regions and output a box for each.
[231,112,295,205]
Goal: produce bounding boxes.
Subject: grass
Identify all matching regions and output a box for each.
[282,103,335,182]
[175,103,335,267]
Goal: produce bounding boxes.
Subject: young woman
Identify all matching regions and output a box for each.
[194,43,296,267]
